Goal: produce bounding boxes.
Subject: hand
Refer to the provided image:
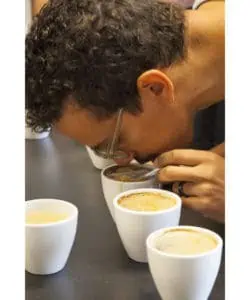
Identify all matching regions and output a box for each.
[211,143,225,157]
[155,149,225,223]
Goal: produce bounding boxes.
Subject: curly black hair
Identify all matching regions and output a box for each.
[26,0,186,131]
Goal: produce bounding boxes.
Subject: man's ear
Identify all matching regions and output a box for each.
[137,69,174,103]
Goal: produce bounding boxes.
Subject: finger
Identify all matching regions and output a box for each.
[172,182,181,195]
[172,182,195,197]
[158,166,199,183]
[172,182,189,196]
[172,182,213,197]
[155,149,215,168]
[181,196,210,213]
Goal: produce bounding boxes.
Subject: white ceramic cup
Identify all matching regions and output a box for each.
[101,165,157,221]
[147,226,223,300]
[25,110,51,140]
[25,199,78,275]
[113,188,182,263]
[85,146,115,170]
[25,126,50,140]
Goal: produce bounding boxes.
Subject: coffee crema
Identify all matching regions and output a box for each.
[118,192,176,212]
[26,211,68,224]
[155,229,218,255]
[104,165,152,182]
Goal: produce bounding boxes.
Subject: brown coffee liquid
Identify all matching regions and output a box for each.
[118,192,176,212]
[104,165,151,182]
[155,229,218,255]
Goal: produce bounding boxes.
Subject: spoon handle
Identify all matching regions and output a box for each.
[143,168,160,179]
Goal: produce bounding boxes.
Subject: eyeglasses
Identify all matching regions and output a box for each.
[91,108,129,160]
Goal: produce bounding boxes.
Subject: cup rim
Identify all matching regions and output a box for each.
[146,225,223,259]
[25,198,78,228]
[86,146,114,161]
[101,164,156,184]
[113,188,181,216]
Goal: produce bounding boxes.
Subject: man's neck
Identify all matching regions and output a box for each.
[165,1,225,112]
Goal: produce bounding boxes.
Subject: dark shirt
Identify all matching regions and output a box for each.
[192,101,225,150]
[163,101,225,191]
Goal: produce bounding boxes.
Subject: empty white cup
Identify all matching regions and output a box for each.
[86,146,115,170]
[102,165,157,221]
[147,226,223,300]
[113,188,182,263]
[25,199,78,275]
[25,126,50,139]
[25,110,50,140]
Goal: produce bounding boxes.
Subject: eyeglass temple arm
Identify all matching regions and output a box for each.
[106,108,123,157]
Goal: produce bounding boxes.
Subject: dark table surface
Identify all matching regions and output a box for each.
[25,131,225,300]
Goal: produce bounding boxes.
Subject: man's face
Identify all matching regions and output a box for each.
[55,78,195,164]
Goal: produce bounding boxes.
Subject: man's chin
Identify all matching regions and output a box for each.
[134,141,193,165]
[134,154,159,165]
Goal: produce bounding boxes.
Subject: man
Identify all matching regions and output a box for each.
[26,0,225,222]
[30,0,48,16]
